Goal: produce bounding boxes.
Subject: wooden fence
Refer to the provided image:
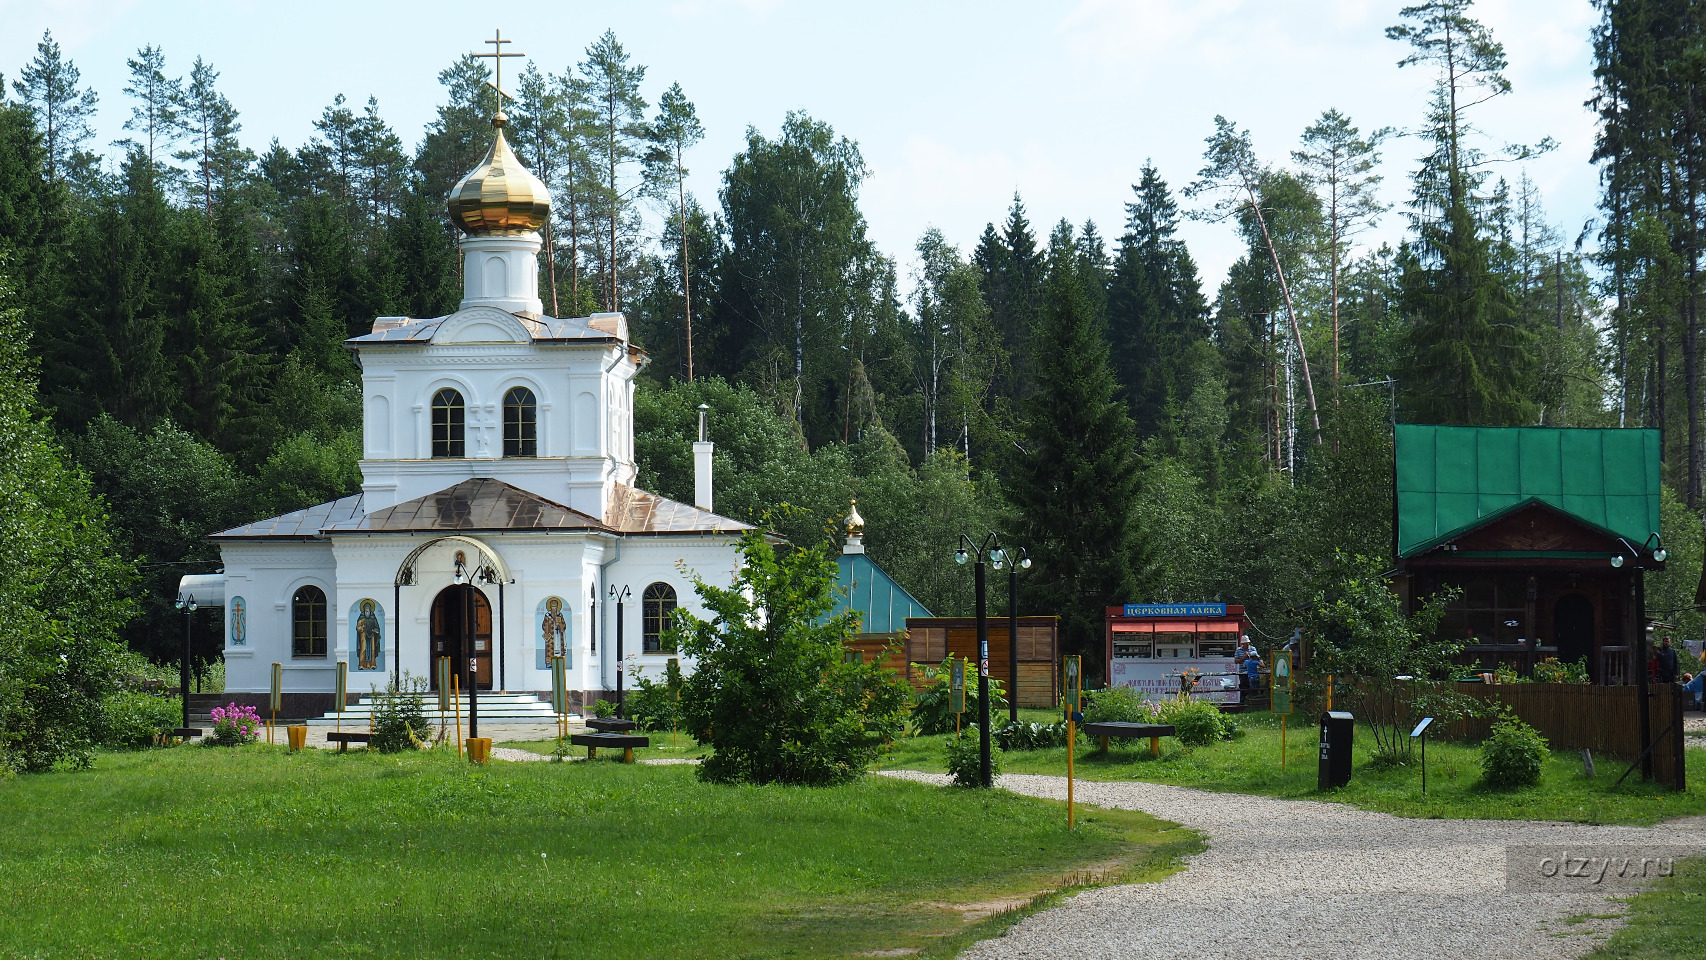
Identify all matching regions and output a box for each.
[1437,682,1685,789]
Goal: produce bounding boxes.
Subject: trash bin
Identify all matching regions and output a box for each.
[1318,710,1353,789]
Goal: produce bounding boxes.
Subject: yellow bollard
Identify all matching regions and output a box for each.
[287,725,308,752]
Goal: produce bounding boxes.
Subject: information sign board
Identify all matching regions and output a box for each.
[949,657,965,714]
[1271,651,1293,716]
[1062,656,1082,710]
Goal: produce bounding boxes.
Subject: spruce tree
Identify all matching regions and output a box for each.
[1107,162,1209,436]
[1007,226,1153,677]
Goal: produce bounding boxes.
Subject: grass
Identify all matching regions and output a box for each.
[0,744,1201,960]
[1583,858,1706,958]
[879,711,1706,825]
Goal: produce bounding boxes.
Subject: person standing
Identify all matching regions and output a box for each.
[1236,635,1260,695]
[1658,636,1680,685]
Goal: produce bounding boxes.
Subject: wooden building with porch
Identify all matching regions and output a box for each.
[1392,425,1666,683]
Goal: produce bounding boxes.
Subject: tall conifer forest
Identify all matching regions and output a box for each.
[2,3,1702,681]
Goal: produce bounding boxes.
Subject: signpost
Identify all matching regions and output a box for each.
[1062,656,1082,829]
[333,660,348,734]
[1410,717,1434,794]
[1271,650,1293,767]
[950,657,966,734]
[269,662,282,745]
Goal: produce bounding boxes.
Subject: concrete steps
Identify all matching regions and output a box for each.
[193,693,571,727]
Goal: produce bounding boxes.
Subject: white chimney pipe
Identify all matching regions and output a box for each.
[693,403,713,512]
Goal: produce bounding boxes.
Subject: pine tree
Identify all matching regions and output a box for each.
[580,30,648,313]
[10,29,98,183]
[117,44,185,178]
[173,57,248,218]
[1292,109,1390,395]
[1007,225,1152,675]
[644,82,705,378]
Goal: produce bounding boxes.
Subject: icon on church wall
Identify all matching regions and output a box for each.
[536,596,569,670]
[352,598,385,671]
[229,597,246,646]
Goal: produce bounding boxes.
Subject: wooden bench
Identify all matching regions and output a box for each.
[1081,722,1175,757]
[325,732,372,753]
[171,727,204,739]
[570,731,649,763]
[585,717,638,733]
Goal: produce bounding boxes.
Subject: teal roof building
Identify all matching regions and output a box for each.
[829,501,933,633]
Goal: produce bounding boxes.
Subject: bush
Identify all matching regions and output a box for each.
[994,720,1068,751]
[1531,657,1590,684]
[370,676,431,753]
[909,659,1008,736]
[592,698,616,719]
[1083,686,1163,725]
[99,691,178,748]
[207,703,261,746]
[945,729,1000,787]
[1156,696,1235,746]
[625,661,686,733]
[678,527,912,786]
[1480,714,1548,789]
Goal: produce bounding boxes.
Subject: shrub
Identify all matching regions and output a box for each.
[625,660,686,732]
[994,720,1068,751]
[592,698,616,719]
[1156,696,1234,746]
[207,703,261,746]
[945,729,1000,787]
[678,526,912,786]
[1480,714,1548,789]
[370,676,431,753]
[1083,686,1163,725]
[1531,657,1590,684]
[909,659,1007,736]
[99,691,178,748]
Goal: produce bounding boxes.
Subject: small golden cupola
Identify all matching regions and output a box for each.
[446,111,551,237]
[843,499,866,555]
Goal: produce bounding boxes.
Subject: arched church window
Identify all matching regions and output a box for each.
[504,387,537,457]
[292,585,328,658]
[432,388,465,458]
[643,582,677,653]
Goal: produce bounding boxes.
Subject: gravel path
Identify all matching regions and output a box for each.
[879,771,1706,960]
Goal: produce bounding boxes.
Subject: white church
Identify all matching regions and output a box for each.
[180,105,749,716]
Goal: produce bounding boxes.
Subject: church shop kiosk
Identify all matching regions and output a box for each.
[1104,603,1253,706]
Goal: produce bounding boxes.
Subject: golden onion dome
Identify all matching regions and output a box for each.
[447,113,551,236]
[846,499,865,535]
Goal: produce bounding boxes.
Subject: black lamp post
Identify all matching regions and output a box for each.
[955,533,1005,788]
[991,545,1031,725]
[610,584,631,717]
[173,593,197,731]
[455,554,479,739]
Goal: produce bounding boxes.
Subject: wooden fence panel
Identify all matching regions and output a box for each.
[1436,682,1684,789]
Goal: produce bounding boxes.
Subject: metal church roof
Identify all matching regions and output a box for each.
[833,552,933,634]
[1394,425,1663,559]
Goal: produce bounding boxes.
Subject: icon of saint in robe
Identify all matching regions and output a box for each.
[541,596,567,661]
[356,598,383,670]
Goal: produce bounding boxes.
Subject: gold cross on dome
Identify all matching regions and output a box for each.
[474,29,524,108]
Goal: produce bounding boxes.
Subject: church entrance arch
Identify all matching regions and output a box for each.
[1554,594,1596,680]
[431,586,493,691]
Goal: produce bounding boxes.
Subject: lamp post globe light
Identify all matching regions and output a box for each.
[173,594,198,731]
[991,546,1031,725]
[955,533,1009,788]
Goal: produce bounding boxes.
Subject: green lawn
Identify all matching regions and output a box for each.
[0,745,1201,960]
[879,712,1706,826]
[1584,857,1706,958]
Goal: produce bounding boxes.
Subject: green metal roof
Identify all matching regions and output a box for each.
[832,553,933,633]
[1394,425,1662,558]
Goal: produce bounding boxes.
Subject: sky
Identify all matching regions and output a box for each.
[0,0,1604,296]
